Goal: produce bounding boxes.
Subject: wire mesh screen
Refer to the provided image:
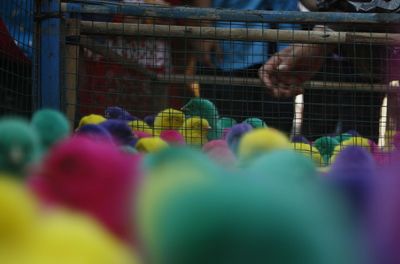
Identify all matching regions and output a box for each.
[59,1,400,164]
[0,0,35,117]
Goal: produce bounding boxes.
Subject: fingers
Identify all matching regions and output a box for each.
[258,64,272,89]
[274,76,305,98]
[259,56,295,98]
[258,55,282,89]
[259,45,309,98]
[259,65,304,98]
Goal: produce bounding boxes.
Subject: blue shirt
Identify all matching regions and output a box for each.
[211,0,299,71]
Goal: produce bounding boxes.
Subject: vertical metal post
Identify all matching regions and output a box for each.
[36,0,61,109]
[64,19,80,126]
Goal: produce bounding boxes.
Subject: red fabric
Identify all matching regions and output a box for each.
[0,19,29,63]
[79,55,172,117]
[79,33,184,116]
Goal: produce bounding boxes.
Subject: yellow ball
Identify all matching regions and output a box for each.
[0,175,38,246]
[238,128,291,163]
[77,114,107,129]
[136,137,168,153]
[291,142,323,166]
[128,120,153,135]
[27,210,138,264]
[0,175,39,264]
[180,117,211,146]
[153,108,185,135]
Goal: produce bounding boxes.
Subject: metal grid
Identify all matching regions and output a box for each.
[41,1,400,158]
[0,0,36,117]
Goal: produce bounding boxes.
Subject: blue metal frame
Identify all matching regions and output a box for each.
[37,0,61,110]
[62,0,400,24]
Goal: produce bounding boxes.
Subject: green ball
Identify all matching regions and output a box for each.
[144,175,359,264]
[313,137,339,164]
[217,117,237,129]
[243,117,267,128]
[143,146,219,175]
[31,109,70,151]
[137,147,222,254]
[0,117,40,177]
[247,149,317,184]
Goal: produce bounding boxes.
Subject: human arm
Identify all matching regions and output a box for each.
[258,43,334,97]
[259,1,336,98]
[188,0,223,67]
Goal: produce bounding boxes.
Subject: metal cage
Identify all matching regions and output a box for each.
[34,0,400,161]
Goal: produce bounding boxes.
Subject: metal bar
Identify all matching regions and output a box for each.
[74,35,389,92]
[61,2,400,24]
[79,21,400,45]
[38,0,61,109]
[156,74,390,92]
[64,19,80,126]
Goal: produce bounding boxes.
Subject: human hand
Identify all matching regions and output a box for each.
[258,44,327,98]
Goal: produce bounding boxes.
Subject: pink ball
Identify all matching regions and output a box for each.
[29,136,142,243]
[160,130,185,145]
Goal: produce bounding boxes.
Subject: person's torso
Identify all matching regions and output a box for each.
[211,0,279,71]
[211,0,267,10]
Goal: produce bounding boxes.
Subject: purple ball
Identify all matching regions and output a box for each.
[105,106,137,121]
[76,124,113,142]
[226,123,253,154]
[100,120,136,146]
[368,151,400,264]
[327,146,376,216]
